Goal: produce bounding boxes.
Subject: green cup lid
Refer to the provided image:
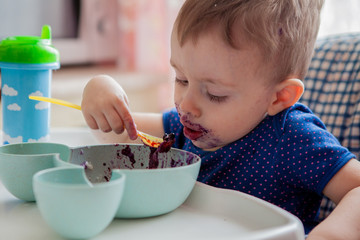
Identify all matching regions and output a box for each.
[0,25,60,64]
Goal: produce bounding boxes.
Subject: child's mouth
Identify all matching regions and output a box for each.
[183,126,204,140]
[176,106,209,141]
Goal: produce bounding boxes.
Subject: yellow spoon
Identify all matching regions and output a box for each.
[28,96,164,147]
[29,95,81,110]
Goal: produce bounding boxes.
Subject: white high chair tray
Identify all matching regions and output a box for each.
[0,128,304,240]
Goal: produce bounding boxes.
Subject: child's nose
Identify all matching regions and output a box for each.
[179,91,201,118]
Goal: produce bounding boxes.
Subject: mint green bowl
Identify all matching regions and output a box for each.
[33,167,125,239]
[0,143,70,201]
[67,144,201,218]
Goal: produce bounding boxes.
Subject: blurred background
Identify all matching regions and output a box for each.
[0,0,359,128]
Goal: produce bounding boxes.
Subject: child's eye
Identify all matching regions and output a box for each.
[207,93,228,103]
[175,78,188,86]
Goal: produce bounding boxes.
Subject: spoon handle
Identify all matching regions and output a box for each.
[29,96,81,110]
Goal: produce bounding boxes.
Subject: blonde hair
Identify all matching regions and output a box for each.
[175,0,324,81]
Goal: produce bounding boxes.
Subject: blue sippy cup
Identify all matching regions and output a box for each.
[0,25,60,144]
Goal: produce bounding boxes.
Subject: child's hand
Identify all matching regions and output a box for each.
[81,75,138,140]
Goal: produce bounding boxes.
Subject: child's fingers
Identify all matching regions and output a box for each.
[114,103,137,140]
[105,107,126,134]
[83,113,99,130]
[94,113,112,133]
[123,113,137,140]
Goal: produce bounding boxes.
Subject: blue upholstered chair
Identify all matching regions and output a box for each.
[301,33,360,221]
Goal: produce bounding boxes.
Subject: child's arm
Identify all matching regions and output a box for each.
[81,75,165,143]
[307,159,360,239]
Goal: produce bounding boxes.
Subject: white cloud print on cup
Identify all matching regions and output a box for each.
[7,103,21,111]
[30,91,50,110]
[3,84,21,111]
[2,85,50,144]
[2,85,49,111]
[2,84,18,96]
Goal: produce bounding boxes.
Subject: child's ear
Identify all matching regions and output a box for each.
[267,78,304,116]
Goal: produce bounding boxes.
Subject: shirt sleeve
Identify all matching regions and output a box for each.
[273,105,356,195]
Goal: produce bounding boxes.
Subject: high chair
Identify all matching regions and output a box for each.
[301,32,360,221]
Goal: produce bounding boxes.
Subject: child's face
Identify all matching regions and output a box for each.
[170,25,277,151]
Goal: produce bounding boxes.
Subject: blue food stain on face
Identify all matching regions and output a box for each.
[176,104,221,149]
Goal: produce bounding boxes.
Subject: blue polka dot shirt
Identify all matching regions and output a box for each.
[163,103,355,232]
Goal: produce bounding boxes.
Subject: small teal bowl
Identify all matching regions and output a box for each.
[0,143,70,201]
[33,167,125,239]
[68,144,201,218]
